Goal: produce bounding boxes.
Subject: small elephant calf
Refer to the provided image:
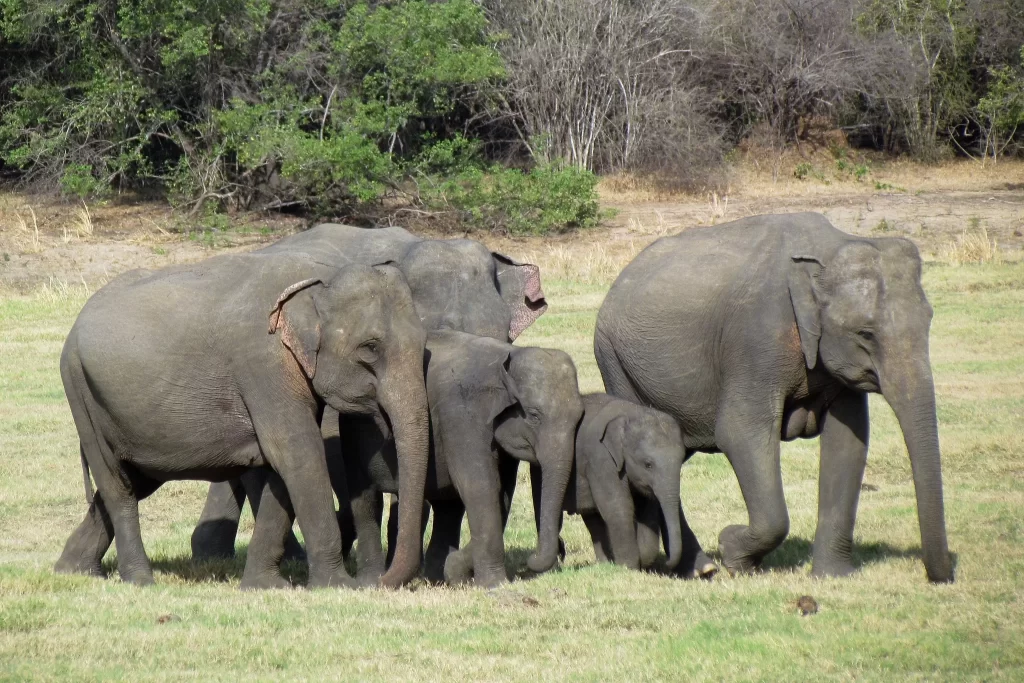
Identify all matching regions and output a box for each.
[560,394,717,578]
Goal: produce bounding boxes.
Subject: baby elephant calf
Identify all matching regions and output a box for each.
[561,394,717,578]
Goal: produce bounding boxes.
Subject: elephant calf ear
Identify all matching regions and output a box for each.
[493,252,548,341]
[599,416,627,473]
[788,256,824,370]
[269,278,323,379]
[489,353,522,423]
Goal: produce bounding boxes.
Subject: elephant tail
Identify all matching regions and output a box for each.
[79,444,94,504]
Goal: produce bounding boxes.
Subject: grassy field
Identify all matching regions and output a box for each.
[1,253,1022,680]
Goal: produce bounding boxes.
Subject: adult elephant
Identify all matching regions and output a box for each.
[55,255,430,588]
[190,224,547,561]
[594,213,954,583]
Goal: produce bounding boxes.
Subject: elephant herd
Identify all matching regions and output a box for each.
[54,212,954,590]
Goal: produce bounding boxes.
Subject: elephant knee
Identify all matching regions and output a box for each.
[752,513,790,551]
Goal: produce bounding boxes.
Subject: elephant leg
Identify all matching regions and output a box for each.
[93,466,155,585]
[241,469,305,563]
[425,500,465,583]
[240,472,293,590]
[385,497,430,569]
[344,449,385,584]
[324,408,356,558]
[455,467,507,588]
[191,480,246,561]
[54,492,115,577]
[811,391,869,578]
[715,398,789,574]
[249,406,354,589]
[582,513,613,563]
[634,496,662,568]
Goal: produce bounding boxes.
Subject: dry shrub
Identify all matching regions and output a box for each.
[519,240,646,285]
[941,226,1003,265]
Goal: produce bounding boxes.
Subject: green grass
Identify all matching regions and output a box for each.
[1,261,1023,680]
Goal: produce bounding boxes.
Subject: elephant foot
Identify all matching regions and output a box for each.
[526,551,558,574]
[240,570,292,591]
[443,549,474,586]
[810,558,856,579]
[307,569,358,589]
[475,570,508,589]
[54,555,105,578]
[718,525,763,576]
[118,566,155,586]
[190,520,239,562]
[675,551,719,580]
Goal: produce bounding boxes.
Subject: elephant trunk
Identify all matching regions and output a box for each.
[377,356,430,588]
[528,433,574,573]
[656,480,683,570]
[881,357,954,583]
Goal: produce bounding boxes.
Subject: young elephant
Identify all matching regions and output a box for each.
[338,330,584,588]
[565,394,717,578]
[54,254,430,589]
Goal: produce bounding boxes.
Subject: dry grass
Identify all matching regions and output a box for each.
[940,225,1004,265]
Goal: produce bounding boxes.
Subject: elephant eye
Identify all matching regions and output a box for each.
[857,329,875,343]
[358,340,381,364]
[524,409,542,426]
[645,461,653,470]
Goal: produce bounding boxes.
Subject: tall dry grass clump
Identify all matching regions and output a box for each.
[941,226,1003,265]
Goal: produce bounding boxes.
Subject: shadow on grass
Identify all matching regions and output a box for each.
[101,546,313,586]
[755,535,927,573]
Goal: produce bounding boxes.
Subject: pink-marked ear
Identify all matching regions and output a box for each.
[493,253,548,340]
[269,278,323,378]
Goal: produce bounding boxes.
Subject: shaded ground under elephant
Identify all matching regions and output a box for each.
[595,212,953,582]
[190,224,547,562]
[55,256,431,589]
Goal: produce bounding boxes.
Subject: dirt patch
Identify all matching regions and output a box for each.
[1,162,1022,291]
[603,190,1024,258]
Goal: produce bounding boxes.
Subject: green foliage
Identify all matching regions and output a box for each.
[0,0,598,234]
[421,162,601,235]
[793,162,815,180]
[976,46,1024,160]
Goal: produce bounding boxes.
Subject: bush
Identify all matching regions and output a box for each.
[421,162,601,235]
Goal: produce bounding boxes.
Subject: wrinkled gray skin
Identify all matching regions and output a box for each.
[595,213,953,582]
[54,254,430,589]
[561,394,717,577]
[341,330,582,588]
[190,224,546,562]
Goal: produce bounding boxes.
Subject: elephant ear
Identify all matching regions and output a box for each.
[599,415,627,473]
[788,255,824,370]
[493,252,548,341]
[488,353,522,424]
[269,278,324,379]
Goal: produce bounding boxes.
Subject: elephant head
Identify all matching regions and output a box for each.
[789,237,953,582]
[592,402,686,570]
[269,264,430,587]
[491,347,583,573]
[399,239,547,341]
